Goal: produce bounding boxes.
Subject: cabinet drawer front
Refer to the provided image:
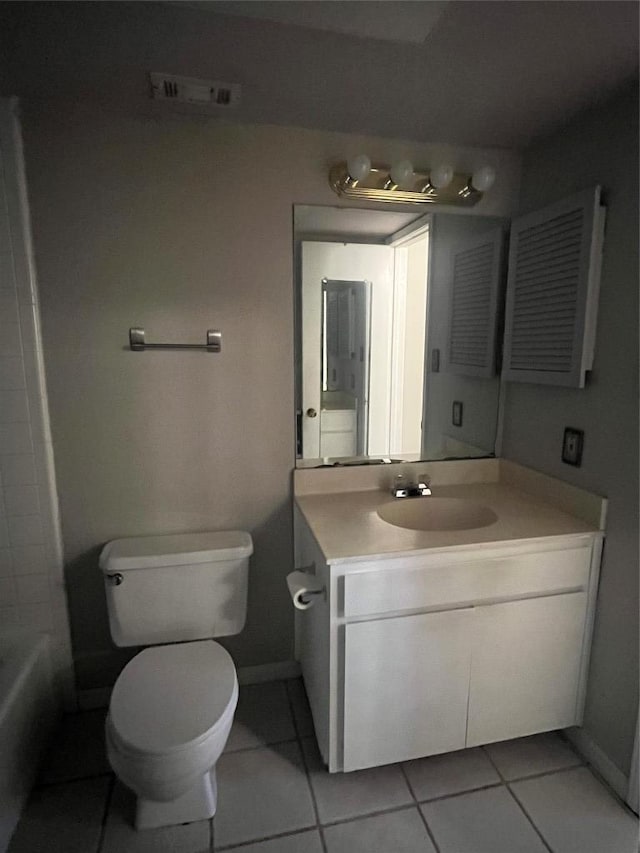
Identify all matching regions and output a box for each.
[343,546,591,618]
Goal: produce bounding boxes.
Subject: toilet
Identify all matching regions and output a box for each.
[99,530,253,830]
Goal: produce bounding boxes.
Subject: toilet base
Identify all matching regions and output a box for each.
[135,769,218,830]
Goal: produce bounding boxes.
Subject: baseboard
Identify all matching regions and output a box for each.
[565,726,629,801]
[237,660,301,685]
[76,660,301,708]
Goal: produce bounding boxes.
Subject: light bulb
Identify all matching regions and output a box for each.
[346,154,371,183]
[471,165,496,192]
[429,163,454,189]
[390,159,413,187]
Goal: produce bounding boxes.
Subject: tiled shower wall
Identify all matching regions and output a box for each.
[0,98,74,707]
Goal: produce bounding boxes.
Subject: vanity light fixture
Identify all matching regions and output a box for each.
[330,155,496,206]
[458,165,497,199]
[420,163,455,195]
[345,154,372,187]
[384,159,414,190]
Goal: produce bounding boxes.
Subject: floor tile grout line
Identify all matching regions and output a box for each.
[35,770,114,790]
[95,774,115,853]
[482,746,556,853]
[579,760,639,818]
[284,678,328,853]
[224,735,299,756]
[23,696,639,853]
[480,742,587,782]
[320,802,427,831]
[216,801,460,853]
[215,822,319,852]
[481,745,509,786]
[399,763,442,853]
[496,762,585,786]
[506,784,556,853]
[415,779,505,806]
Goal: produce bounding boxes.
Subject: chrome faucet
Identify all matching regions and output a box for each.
[390,473,431,498]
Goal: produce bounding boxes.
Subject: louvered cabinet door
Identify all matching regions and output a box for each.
[447,227,504,378]
[503,186,606,388]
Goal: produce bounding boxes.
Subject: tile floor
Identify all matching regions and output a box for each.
[9,679,639,853]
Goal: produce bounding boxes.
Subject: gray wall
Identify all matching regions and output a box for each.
[13,95,517,688]
[501,83,639,776]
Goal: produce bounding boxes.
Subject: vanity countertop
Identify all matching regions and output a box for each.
[295,480,602,565]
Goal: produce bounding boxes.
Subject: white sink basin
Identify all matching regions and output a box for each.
[377,497,498,532]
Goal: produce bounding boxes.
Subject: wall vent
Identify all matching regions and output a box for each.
[502,186,605,388]
[149,73,241,108]
[447,227,504,378]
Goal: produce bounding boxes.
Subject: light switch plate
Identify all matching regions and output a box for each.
[562,427,584,466]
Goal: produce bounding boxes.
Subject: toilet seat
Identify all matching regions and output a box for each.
[109,640,237,757]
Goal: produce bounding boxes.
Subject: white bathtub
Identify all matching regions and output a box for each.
[0,631,59,853]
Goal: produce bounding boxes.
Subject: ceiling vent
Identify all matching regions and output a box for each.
[149,72,241,108]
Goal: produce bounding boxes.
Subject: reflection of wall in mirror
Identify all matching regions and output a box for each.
[423,215,508,460]
[322,279,368,456]
[396,235,429,455]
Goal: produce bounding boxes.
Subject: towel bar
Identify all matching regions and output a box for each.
[129,327,222,352]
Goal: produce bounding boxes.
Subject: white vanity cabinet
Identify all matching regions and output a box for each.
[294,509,602,773]
[466,591,589,746]
[343,608,473,769]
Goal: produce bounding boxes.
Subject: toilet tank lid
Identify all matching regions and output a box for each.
[99,530,253,573]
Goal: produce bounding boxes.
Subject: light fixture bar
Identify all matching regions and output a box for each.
[329,163,486,207]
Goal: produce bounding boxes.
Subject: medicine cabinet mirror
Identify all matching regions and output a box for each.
[294,204,509,467]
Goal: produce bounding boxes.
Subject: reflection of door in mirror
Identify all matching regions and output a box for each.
[321,279,370,457]
[301,239,428,461]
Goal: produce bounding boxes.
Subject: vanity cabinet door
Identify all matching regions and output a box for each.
[343,609,473,771]
[467,591,588,747]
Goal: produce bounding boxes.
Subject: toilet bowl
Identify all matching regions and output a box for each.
[106,639,238,829]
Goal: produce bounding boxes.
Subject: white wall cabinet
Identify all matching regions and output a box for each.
[294,508,602,773]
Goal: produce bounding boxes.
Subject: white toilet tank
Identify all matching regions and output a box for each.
[99,531,253,647]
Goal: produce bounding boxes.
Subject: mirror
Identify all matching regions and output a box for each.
[294,205,509,467]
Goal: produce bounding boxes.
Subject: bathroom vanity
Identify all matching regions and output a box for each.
[293,459,606,773]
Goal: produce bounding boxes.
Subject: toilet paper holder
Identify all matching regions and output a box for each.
[298,564,325,605]
[287,565,325,609]
[299,587,324,605]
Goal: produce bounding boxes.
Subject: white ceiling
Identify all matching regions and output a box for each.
[3,1,638,149]
[184,1,638,149]
[198,1,451,44]
[294,205,420,240]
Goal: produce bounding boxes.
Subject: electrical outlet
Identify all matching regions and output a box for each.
[452,400,463,427]
[562,427,584,466]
